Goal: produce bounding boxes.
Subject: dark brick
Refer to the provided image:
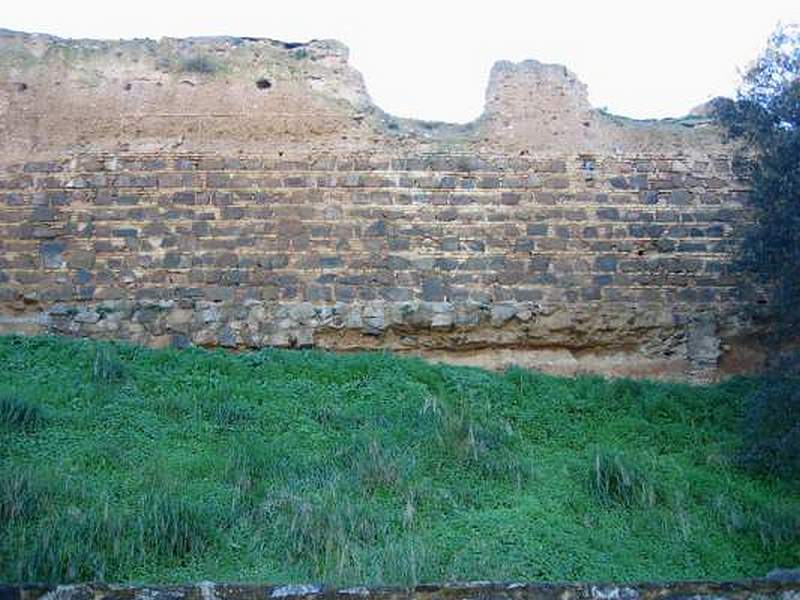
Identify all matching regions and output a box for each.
[595,256,618,272]
[365,220,387,236]
[113,228,138,238]
[434,258,459,271]
[435,208,458,222]
[594,274,614,286]
[163,253,183,268]
[582,287,602,300]
[596,207,620,221]
[529,256,550,272]
[40,241,66,268]
[669,190,692,206]
[609,176,629,189]
[222,207,245,220]
[31,206,57,222]
[320,256,343,268]
[172,191,196,204]
[24,161,62,173]
[641,191,659,205]
[527,223,548,236]
[477,176,500,189]
[422,278,446,301]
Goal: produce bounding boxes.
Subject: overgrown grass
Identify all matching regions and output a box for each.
[0,395,47,430]
[0,335,798,585]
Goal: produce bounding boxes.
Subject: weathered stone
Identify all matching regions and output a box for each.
[0,30,765,381]
[40,241,66,269]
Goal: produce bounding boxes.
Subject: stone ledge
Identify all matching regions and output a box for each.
[1,580,799,600]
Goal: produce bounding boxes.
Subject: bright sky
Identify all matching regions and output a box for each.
[4,0,799,122]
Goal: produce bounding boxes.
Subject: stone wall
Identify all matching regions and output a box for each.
[2,580,799,600]
[0,29,765,380]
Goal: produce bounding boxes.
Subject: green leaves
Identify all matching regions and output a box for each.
[713,23,800,345]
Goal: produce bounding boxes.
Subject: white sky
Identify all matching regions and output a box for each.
[4,0,800,122]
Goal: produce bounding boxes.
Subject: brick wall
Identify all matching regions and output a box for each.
[0,30,768,380]
[0,150,755,380]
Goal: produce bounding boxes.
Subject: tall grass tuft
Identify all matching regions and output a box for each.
[208,399,254,428]
[268,476,390,582]
[0,395,47,431]
[352,438,408,493]
[0,468,47,526]
[91,344,125,384]
[421,393,532,485]
[12,492,219,582]
[589,448,659,508]
[713,493,800,548]
[135,492,216,558]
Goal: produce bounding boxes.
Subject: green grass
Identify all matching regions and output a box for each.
[0,335,797,585]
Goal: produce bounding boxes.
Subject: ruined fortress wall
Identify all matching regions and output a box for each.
[0,30,763,380]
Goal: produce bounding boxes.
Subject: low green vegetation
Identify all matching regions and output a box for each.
[0,335,797,585]
[180,55,221,74]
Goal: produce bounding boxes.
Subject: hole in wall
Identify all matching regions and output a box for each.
[16,82,28,92]
[255,78,272,90]
[123,82,132,91]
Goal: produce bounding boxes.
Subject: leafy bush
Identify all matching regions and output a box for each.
[738,376,800,480]
[712,24,800,344]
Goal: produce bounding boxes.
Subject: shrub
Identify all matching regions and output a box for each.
[588,448,658,508]
[738,376,800,480]
[712,24,800,344]
[181,55,219,74]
